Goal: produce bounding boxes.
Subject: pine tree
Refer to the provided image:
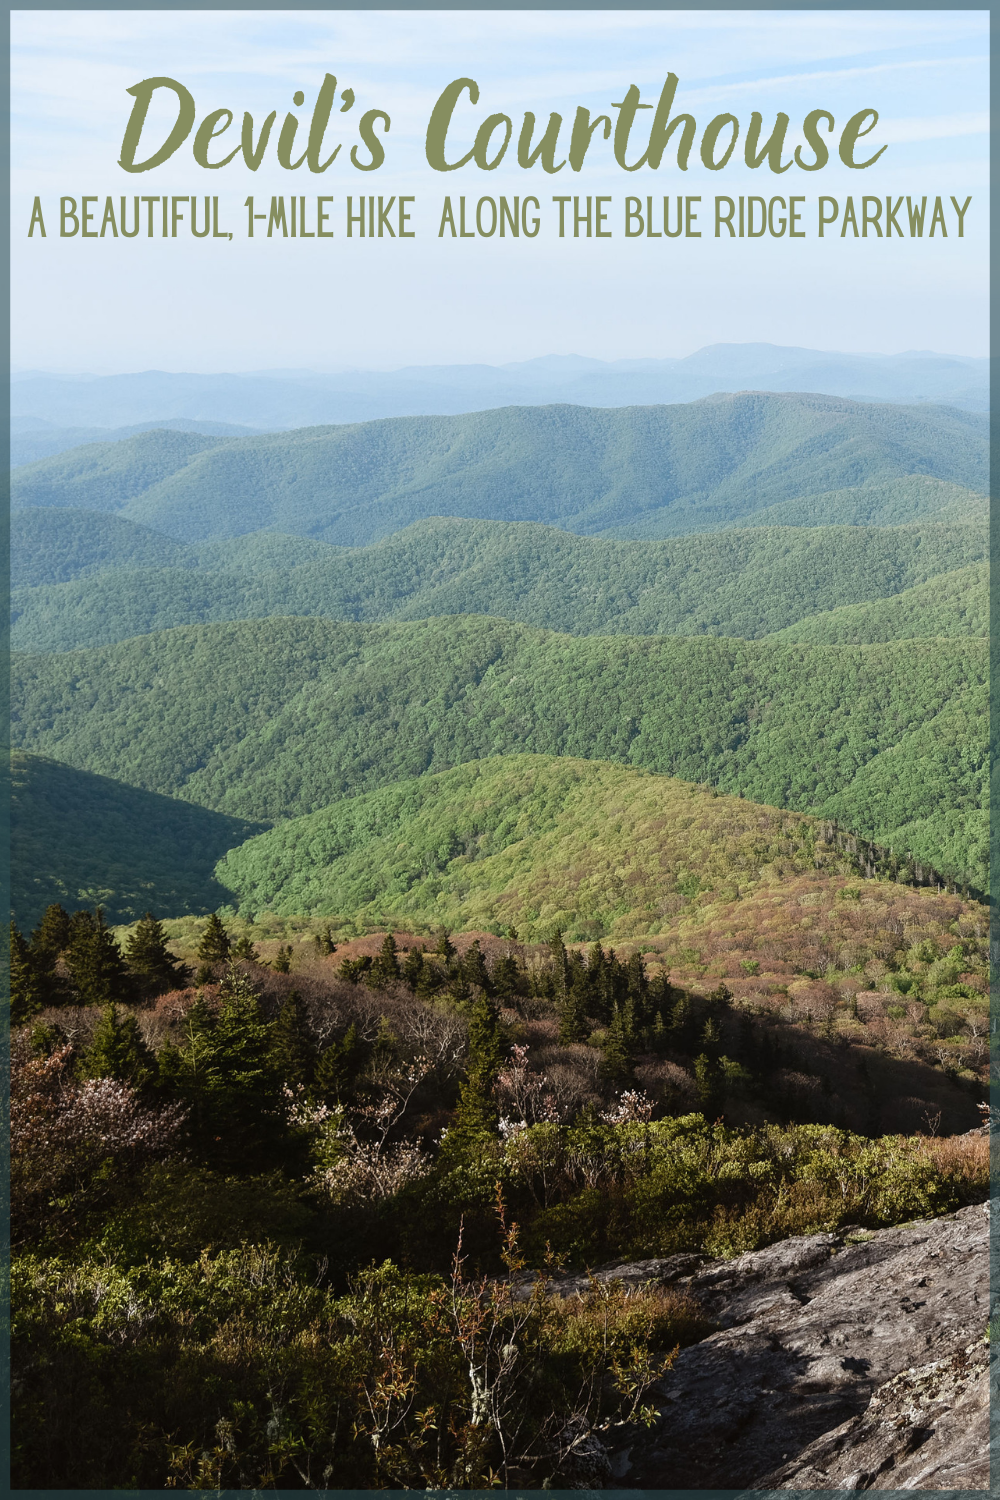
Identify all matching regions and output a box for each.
[453,993,502,1138]
[548,930,568,993]
[29,903,70,965]
[271,944,293,974]
[402,945,425,991]
[313,925,337,956]
[269,989,317,1087]
[86,1003,154,1087]
[197,912,231,966]
[315,1023,362,1101]
[65,909,134,1007]
[10,923,44,1025]
[232,934,260,962]
[601,1004,633,1082]
[558,981,589,1045]
[367,933,401,989]
[125,912,189,999]
[435,929,457,965]
[491,954,521,1008]
[461,939,490,993]
[694,1053,724,1119]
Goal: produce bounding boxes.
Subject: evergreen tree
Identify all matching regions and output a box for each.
[313,925,337,956]
[10,923,44,1025]
[232,934,260,962]
[435,929,457,965]
[453,994,502,1138]
[29,903,70,965]
[402,945,425,991]
[86,1003,154,1087]
[269,990,317,1087]
[694,1053,724,1119]
[491,954,521,1007]
[367,933,401,989]
[548,930,568,993]
[601,1005,633,1082]
[315,1023,362,1102]
[125,912,188,999]
[461,939,490,994]
[197,912,231,966]
[558,981,590,1045]
[65,908,134,1007]
[271,944,293,974]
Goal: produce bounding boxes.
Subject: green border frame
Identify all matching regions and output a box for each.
[3,3,994,1498]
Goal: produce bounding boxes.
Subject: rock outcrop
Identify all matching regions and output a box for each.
[598,1203,990,1490]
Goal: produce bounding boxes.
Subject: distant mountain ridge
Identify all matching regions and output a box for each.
[10,515,987,652]
[10,393,988,544]
[10,343,988,430]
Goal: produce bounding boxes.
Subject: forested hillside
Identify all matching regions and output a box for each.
[12,615,987,890]
[769,563,987,643]
[11,394,988,543]
[215,754,957,936]
[10,751,263,929]
[11,517,986,652]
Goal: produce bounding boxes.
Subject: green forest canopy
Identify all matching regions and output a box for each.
[12,615,988,890]
[11,394,988,543]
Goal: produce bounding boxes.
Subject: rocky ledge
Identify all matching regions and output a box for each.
[567,1203,990,1490]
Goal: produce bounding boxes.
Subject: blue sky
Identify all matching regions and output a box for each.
[10,9,989,371]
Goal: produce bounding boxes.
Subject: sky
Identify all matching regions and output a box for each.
[10,8,989,372]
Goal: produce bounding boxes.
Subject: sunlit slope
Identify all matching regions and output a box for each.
[10,517,986,651]
[11,615,987,888]
[10,393,988,543]
[215,754,893,938]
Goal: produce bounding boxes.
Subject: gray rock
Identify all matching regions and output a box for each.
[511,1253,705,1303]
[609,1203,989,1490]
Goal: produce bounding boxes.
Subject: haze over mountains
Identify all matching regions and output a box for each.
[9,345,990,923]
[10,342,988,451]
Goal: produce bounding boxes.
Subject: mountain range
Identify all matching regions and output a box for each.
[11,343,988,437]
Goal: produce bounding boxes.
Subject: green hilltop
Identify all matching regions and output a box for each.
[11,615,987,890]
[10,393,988,543]
[215,754,899,939]
[10,750,263,930]
[722,475,988,530]
[10,516,986,652]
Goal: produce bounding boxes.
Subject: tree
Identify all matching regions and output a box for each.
[462,940,490,994]
[86,1003,154,1088]
[29,903,70,965]
[197,912,231,966]
[65,909,134,1007]
[315,1023,363,1102]
[269,990,317,1088]
[402,945,425,991]
[125,913,189,999]
[232,934,260,962]
[548,930,568,993]
[453,994,502,1139]
[558,982,589,1045]
[600,1005,633,1082]
[271,944,293,974]
[10,923,44,1025]
[435,929,457,965]
[27,904,71,1007]
[367,933,401,989]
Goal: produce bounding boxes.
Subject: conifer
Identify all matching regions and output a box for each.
[367,933,401,989]
[10,923,44,1025]
[65,908,134,1007]
[315,1023,362,1101]
[601,1004,633,1082]
[453,993,502,1137]
[269,989,317,1087]
[197,912,231,966]
[125,912,188,999]
[86,1003,154,1087]
[435,928,457,964]
[461,939,490,993]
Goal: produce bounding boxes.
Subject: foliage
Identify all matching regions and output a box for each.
[11,615,988,890]
[10,515,987,652]
[10,749,262,929]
